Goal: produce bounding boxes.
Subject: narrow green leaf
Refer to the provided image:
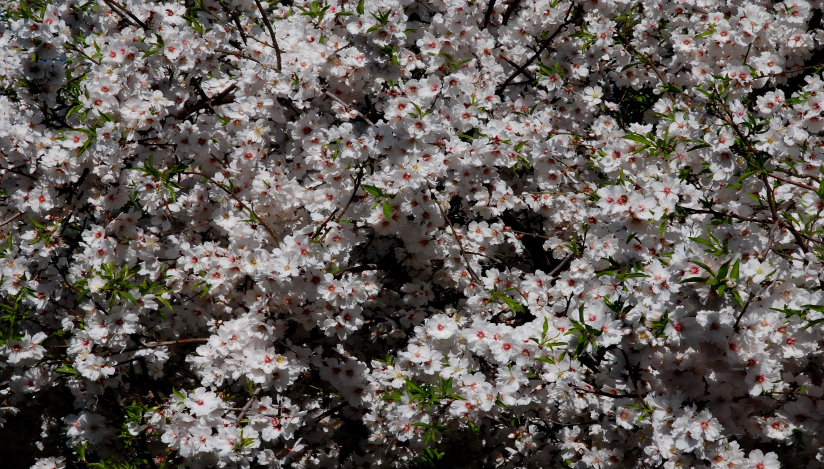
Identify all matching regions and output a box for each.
[382,200,392,220]
[680,277,708,284]
[361,184,384,197]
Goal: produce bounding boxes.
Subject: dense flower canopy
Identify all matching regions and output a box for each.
[2,0,824,467]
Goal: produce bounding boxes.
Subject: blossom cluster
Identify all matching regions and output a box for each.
[2,0,824,467]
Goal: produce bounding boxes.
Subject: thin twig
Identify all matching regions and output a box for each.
[573,385,640,399]
[311,166,366,243]
[333,263,379,279]
[501,0,523,26]
[466,251,504,263]
[767,172,817,192]
[496,2,576,95]
[482,0,497,28]
[504,228,550,239]
[765,63,824,78]
[182,171,280,246]
[170,83,238,121]
[0,212,23,228]
[253,0,282,71]
[220,0,248,45]
[547,252,575,278]
[762,174,809,253]
[235,387,263,426]
[105,338,210,357]
[615,30,674,96]
[103,0,148,30]
[733,282,774,332]
[427,183,481,283]
[2,165,38,180]
[760,221,780,262]
[325,92,375,125]
[500,54,534,81]
[168,220,211,237]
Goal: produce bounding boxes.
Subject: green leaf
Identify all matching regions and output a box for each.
[28,217,47,230]
[732,290,744,308]
[622,134,651,145]
[357,0,365,14]
[20,0,34,19]
[498,295,525,315]
[56,365,80,376]
[717,260,731,281]
[382,200,392,220]
[406,378,423,395]
[361,184,384,197]
[804,319,824,330]
[117,290,138,304]
[691,260,716,277]
[74,442,88,461]
[679,276,707,284]
[156,296,174,313]
[662,83,684,94]
[689,236,716,250]
[621,61,642,72]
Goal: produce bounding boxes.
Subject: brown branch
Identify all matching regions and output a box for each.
[253,0,282,71]
[103,0,148,30]
[760,221,780,262]
[547,252,575,278]
[215,49,264,65]
[573,385,639,400]
[167,220,211,237]
[501,211,549,271]
[220,0,248,45]
[765,63,824,78]
[767,172,817,192]
[548,131,598,139]
[333,264,379,279]
[0,212,23,228]
[706,102,820,252]
[768,390,824,400]
[500,54,534,81]
[311,165,366,243]
[482,0,497,29]
[684,205,821,249]
[615,31,674,96]
[427,183,481,283]
[170,83,238,121]
[2,166,38,180]
[503,228,550,239]
[680,207,763,223]
[325,92,375,126]
[466,251,504,263]
[235,386,263,426]
[105,338,210,356]
[762,174,809,253]
[501,0,523,26]
[496,2,577,95]
[182,171,280,247]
